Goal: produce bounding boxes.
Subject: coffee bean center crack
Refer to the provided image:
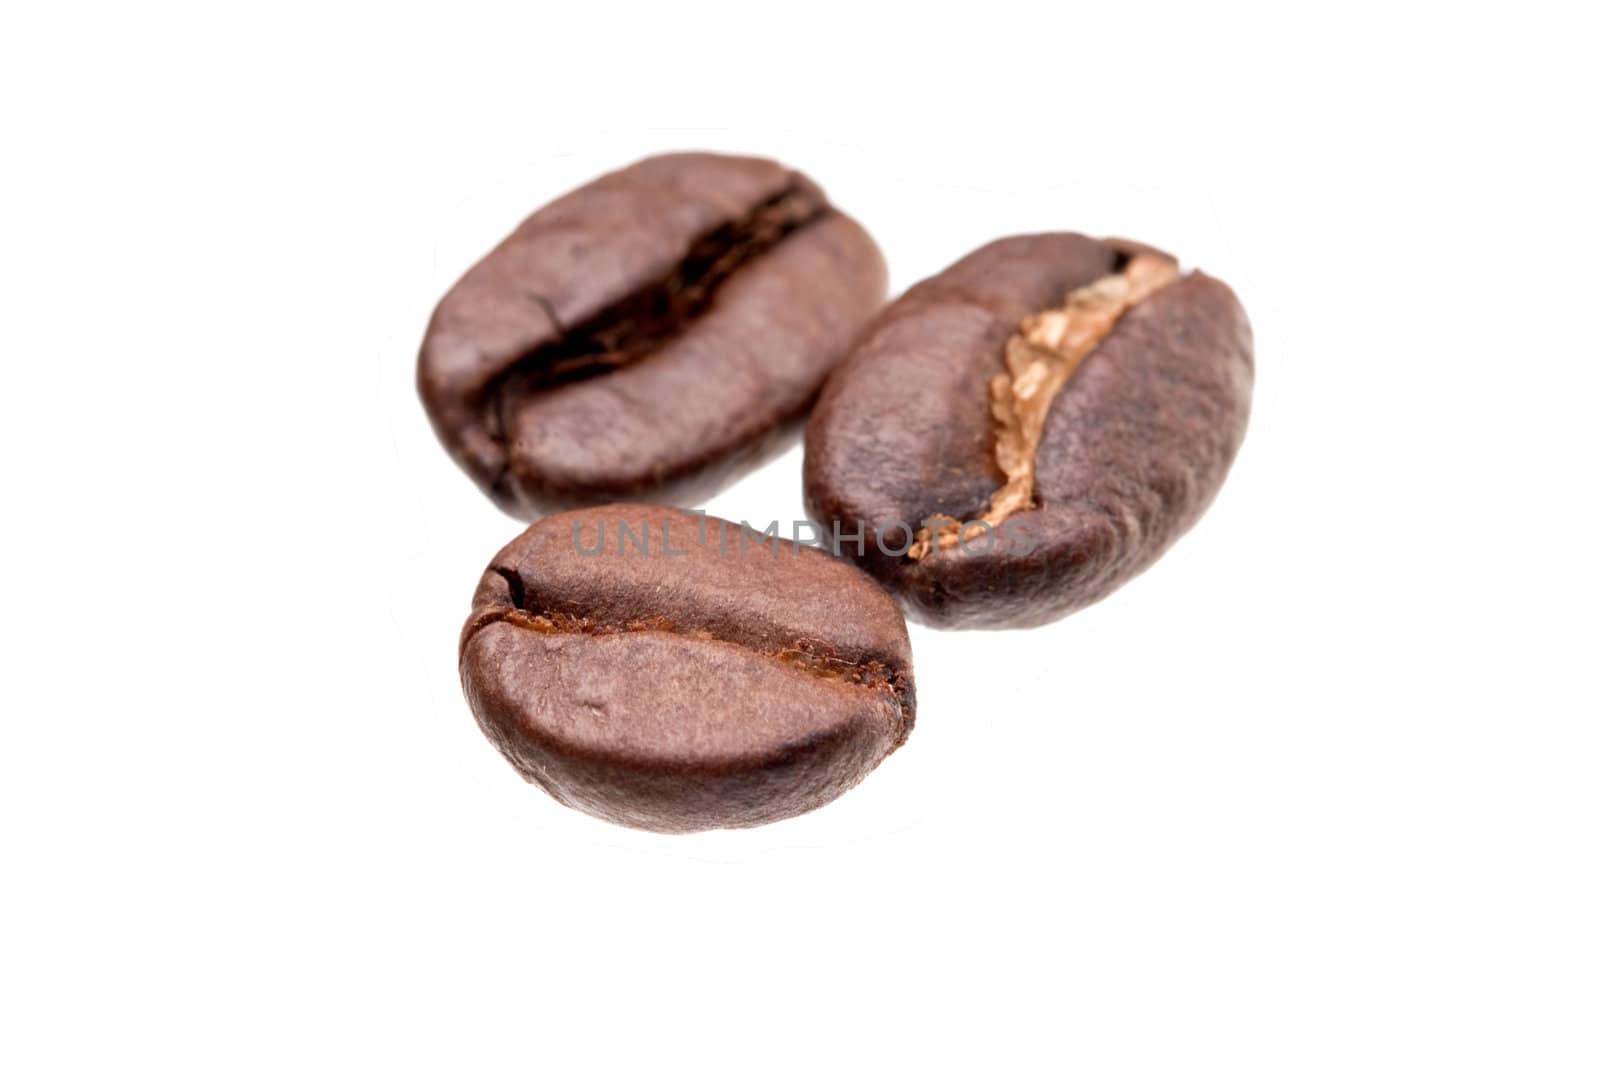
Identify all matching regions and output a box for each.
[909,253,1179,559]
[474,567,911,707]
[482,182,832,452]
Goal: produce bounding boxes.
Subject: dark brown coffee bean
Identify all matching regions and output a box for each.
[459,504,915,832]
[418,153,886,517]
[804,234,1254,628]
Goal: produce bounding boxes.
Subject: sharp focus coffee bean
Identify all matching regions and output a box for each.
[804,233,1254,628]
[459,504,916,832]
[419,153,887,517]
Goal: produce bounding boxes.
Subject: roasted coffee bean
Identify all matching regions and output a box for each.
[419,153,886,517]
[459,504,915,832]
[804,234,1253,628]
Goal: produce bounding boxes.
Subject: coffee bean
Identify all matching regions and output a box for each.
[419,153,886,517]
[804,234,1254,628]
[459,504,915,832]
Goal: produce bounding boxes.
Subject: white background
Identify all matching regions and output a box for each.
[3,3,1596,1063]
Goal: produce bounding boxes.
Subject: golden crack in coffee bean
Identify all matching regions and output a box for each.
[909,253,1178,559]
